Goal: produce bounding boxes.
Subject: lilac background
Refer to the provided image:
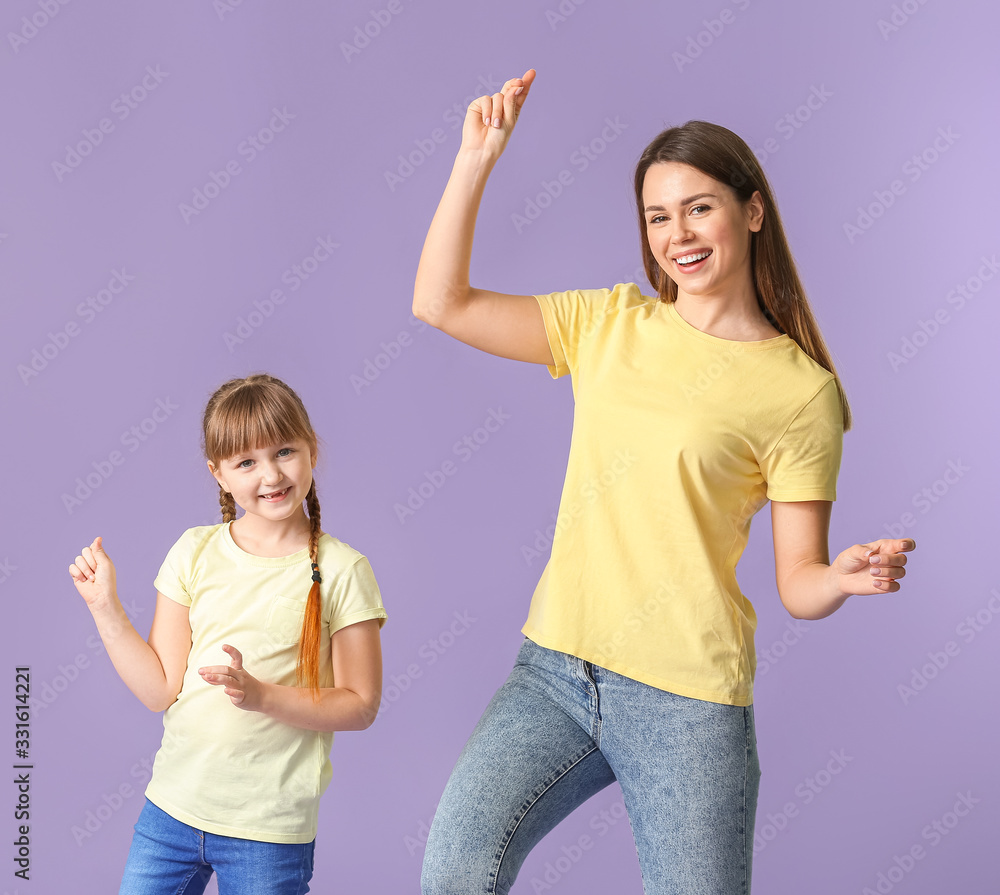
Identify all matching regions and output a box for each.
[2,0,997,892]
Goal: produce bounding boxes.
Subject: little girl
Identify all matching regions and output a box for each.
[68,373,386,895]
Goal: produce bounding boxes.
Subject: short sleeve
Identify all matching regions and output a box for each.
[534,286,623,379]
[760,377,844,502]
[152,531,196,607]
[326,555,387,634]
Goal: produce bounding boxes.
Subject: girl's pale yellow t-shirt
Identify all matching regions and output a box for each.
[524,283,843,706]
[146,523,386,843]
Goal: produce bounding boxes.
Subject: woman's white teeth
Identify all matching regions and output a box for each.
[677,251,711,265]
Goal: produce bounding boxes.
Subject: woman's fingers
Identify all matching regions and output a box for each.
[489,92,503,128]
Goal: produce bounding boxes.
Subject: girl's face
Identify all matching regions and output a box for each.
[642,161,763,302]
[208,438,316,524]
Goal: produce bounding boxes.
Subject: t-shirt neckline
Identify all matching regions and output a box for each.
[221,521,312,567]
[665,300,790,351]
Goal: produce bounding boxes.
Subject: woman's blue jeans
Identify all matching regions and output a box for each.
[118,799,315,895]
[421,637,760,895]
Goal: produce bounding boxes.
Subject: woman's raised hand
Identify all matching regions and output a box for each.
[69,536,118,610]
[460,69,536,163]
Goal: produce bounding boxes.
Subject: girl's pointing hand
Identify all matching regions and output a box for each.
[199,644,264,712]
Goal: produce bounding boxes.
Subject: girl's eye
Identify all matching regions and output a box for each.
[238,459,253,469]
[277,448,293,457]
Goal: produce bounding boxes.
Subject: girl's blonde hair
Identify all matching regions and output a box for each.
[203,373,324,697]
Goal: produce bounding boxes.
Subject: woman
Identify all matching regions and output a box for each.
[412,69,914,894]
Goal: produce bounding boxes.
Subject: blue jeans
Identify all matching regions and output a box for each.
[422,637,760,895]
[118,799,314,895]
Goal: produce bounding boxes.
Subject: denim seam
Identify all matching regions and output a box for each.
[488,744,602,895]
[742,706,752,895]
[582,661,602,746]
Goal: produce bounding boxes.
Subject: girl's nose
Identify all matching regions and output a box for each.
[259,462,282,485]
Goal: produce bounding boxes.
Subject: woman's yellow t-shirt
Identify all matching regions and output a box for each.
[524,283,843,706]
[145,523,386,843]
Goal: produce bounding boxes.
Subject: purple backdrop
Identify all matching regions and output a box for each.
[3,1,997,892]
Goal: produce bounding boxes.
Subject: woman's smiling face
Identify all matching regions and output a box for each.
[642,161,763,302]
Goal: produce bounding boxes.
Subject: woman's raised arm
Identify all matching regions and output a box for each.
[412,69,553,365]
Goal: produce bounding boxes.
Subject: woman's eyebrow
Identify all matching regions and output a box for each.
[644,193,718,212]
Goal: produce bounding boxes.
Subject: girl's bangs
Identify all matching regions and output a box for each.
[206,386,312,462]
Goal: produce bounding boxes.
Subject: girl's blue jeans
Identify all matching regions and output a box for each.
[118,798,314,895]
[421,637,761,895]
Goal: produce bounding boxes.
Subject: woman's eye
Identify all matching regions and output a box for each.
[649,214,667,224]
[690,204,709,214]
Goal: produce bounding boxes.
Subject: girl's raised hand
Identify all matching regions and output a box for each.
[69,536,118,610]
[199,644,264,712]
[460,69,536,164]
[833,538,916,596]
